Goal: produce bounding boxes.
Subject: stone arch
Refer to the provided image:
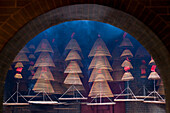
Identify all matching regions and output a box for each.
[0,4,170,112]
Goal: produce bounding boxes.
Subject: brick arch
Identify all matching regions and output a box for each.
[0,3,170,113]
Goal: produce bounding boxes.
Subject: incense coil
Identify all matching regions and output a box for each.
[29,44,35,49]
[34,52,55,67]
[29,54,36,59]
[14,62,24,68]
[64,61,82,73]
[20,46,30,53]
[14,73,23,79]
[121,72,134,81]
[65,38,81,51]
[65,50,81,61]
[148,72,160,80]
[121,60,133,69]
[51,81,66,94]
[119,38,133,48]
[33,67,54,80]
[89,38,111,57]
[33,79,55,93]
[120,49,133,58]
[89,69,113,82]
[34,39,54,53]
[13,53,29,62]
[135,46,150,58]
[64,73,83,85]
[89,56,113,71]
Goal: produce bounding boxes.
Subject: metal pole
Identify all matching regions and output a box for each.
[17,82,19,103]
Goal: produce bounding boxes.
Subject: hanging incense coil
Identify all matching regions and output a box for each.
[65,38,81,51]
[135,46,150,58]
[120,49,133,58]
[28,66,35,71]
[65,50,81,61]
[51,81,66,94]
[13,53,29,62]
[34,52,55,67]
[29,44,35,49]
[20,46,30,53]
[149,58,155,65]
[33,79,55,93]
[112,70,124,81]
[158,85,165,95]
[14,73,23,79]
[88,56,113,71]
[119,38,133,48]
[121,60,133,69]
[88,38,111,57]
[14,62,24,68]
[89,69,113,82]
[64,73,83,85]
[34,39,54,53]
[121,72,134,81]
[64,61,82,73]
[33,67,54,81]
[148,72,160,80]
[112,60,124,71]
[29,54,36,59]
[88,74,114,97]
[64,84,85,92]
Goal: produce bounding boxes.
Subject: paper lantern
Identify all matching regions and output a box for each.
[33,79,54,93]
[20,46,30,53]
[64,61,82,73]
[120,49,133,58]
[64,73,82,85]
[121,60,133,69]
[65,38,81,51]
[148,72,160,80]
[65,50,81,61]
[88,38,111,57]
[88,56,113,71]
[14,62,24,68]
[34,39,54,53]
[34,52,55,67]
[119,38,133,48]
[121,72,134,81]
[135,46,150,58]
[14,73,23,79]
[13,53,29,62]
[33,67,54,80]
[89,69,113,82]
[51,81,66,94]
[29,54,36,59]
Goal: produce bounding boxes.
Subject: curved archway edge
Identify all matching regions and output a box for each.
[0,4,170,112]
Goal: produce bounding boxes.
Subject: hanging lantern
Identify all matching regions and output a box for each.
[20,46,30,53]
[120,49,133,58]
[121,72,134,81]
[34,39,54,53]
[65,50,81,61]
[33,67,54,80]
[88,74,114,97]
[65,38,81,51]
[148,72,160,80]
[135,46,150,58]
[88,56,113,71]
[34,52,55,67]
[88,38,111,57]
[33,79,55,93]
[14,73,23,79]
[29,44,35,49]
[14,62,24,68]
[119,38,133,48]
[121,60,133,69]
[29,54,36,59]
[13,53,29,62]
[64,73,82,85]
[51,81,66,94]
[64,61,82,73]
[88,69,113,82]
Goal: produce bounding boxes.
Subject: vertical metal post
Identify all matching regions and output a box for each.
[16,82,19,103]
